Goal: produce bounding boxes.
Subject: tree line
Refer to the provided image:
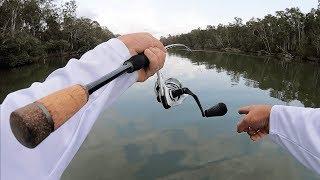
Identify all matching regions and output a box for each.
[160,8,320,62]
[0,0,114,68]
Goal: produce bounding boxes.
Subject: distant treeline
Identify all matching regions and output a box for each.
[161,8,320,62]
[0,0,114,68]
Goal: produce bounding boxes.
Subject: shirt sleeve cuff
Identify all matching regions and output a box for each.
[95,38,138,82]
[269,105,283,135]
[268,105,282,144]
[106,38,131,63]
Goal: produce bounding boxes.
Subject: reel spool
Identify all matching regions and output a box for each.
[155,77,188,109]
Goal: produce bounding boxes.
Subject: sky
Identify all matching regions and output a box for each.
[65,0,318,38]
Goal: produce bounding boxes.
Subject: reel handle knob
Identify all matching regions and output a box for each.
[205,103,228,117]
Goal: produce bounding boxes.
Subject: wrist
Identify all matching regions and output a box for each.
[107,38,139,82]
[117,36,136,56]
[107,38,132,61]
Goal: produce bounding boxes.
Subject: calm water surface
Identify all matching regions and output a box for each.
[1,52,320,180]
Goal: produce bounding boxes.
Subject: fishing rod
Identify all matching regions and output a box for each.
[10,45,227,149]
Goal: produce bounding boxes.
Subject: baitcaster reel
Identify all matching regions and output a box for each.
[154,44,228,118]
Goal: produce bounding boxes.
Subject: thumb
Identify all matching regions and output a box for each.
[237,116,250,133]
[238,106,252,114]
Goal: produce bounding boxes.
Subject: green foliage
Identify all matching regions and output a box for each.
[0,0,115,68]
[0,33,45,67]
[161,8,320,62]
[45,40,70,54]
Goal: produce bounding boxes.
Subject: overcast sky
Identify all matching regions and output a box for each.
[67,0,318,38]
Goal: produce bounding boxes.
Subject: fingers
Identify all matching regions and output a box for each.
[137,48,156,82]
[118,32,166,56]
[136,33,166,53]
[238,106,252,114]
[237,105,271,142]
[237,116,250,133]
[149,47,166,69]
[139,47,166,82]
[250,133,261,141]
[119,32,167,82]
[238,116,268,141]
[147,33,166,53]
[144,48,159,72]
[237,106,253,133]
[237,114,264,133]
[247,127,257,136]
[144,48,160,78]
[141,32,166,52]
[249,131,267,141]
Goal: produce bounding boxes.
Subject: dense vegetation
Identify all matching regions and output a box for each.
[0,0,114,68]
[161,8,320,62]
[1,2,320,68]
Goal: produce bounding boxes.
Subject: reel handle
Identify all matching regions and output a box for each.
[171,88,228,118]
[204,103,228,117]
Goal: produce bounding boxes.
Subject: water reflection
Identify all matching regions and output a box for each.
[179,51,320,107]
[63,107,317,179]
[60,52,319,179]
[0,55,68,102]
[0,52,319,179]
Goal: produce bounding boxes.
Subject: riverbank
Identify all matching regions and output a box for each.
[191,49,320,64]
[2,46,320,70]
[0,51,81,69]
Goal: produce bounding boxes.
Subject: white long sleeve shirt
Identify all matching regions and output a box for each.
[1,38,138,180]
[269,105,320,175]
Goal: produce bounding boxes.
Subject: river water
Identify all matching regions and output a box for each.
[1,52,319,179]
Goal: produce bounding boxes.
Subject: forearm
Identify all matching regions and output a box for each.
[269,105,320,174]
[1,38,137,180]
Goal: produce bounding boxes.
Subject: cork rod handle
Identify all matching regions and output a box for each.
[10,84,89,148]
